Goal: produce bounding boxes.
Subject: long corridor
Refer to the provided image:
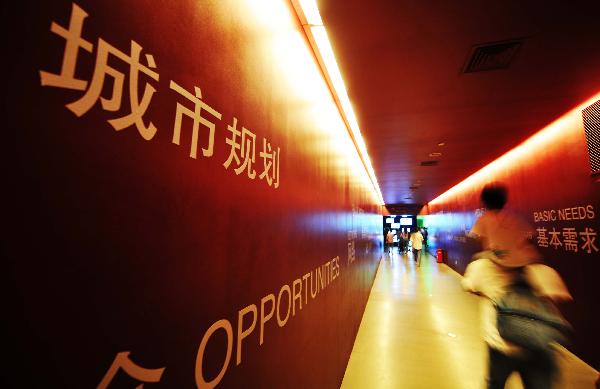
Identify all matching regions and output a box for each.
[341,250,598,389]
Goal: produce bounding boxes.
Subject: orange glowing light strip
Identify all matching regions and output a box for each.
[429,92,600,206]
[291,0,385,205]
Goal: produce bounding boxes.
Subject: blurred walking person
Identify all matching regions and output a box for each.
[410,229,424,266]
[399,231,408,253]
[385,229,394,256]
[463,183,572,389]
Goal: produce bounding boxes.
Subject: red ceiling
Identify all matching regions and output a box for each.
[319,0,600,206]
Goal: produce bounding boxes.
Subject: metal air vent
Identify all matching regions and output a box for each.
[582,100,600,175]
[463,40,522,73]
[420,160,439,166]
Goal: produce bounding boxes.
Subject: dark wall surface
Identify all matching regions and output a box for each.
[422,95,600,369]
[3,1,383,387]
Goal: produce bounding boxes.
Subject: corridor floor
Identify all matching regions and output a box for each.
[341,250,598,389]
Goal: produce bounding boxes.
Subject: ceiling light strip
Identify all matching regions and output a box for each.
[291,0,385,205]
[429,92,600,206]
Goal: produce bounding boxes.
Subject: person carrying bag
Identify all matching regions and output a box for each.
[494,260,572,355]
[462,184,573,389]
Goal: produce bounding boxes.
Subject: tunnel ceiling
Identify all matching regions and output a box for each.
[319,0,600,207]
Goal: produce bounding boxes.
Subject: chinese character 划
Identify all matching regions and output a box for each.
[259,139,280,188]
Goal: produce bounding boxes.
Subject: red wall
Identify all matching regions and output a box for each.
[422,95,600,369]
[4,1,383,387]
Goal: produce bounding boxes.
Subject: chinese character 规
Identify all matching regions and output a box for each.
[223,118,256,179]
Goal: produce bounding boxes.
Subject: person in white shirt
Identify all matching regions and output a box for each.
[410,229,424,266]
[463,183,572,389]
[385,229,395,255]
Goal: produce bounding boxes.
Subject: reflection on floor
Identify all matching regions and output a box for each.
[341,250,598,389]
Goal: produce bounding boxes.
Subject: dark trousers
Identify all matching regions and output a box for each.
[487,346,556,389]
[412,248,421,265]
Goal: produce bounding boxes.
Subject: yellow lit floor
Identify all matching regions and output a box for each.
[341,250,598,389]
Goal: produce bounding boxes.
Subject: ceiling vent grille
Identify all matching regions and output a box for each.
[463,40,522,73]
[582,100,600,175]
[420,160,439,166]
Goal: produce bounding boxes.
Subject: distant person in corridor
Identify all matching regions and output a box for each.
[399,231,408,253]
[462,183,572,389]
[385,229,394,255]
[410,229,424,266]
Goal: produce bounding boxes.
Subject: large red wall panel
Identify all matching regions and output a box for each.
[422,95,600,368]
[3,1,382,387]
